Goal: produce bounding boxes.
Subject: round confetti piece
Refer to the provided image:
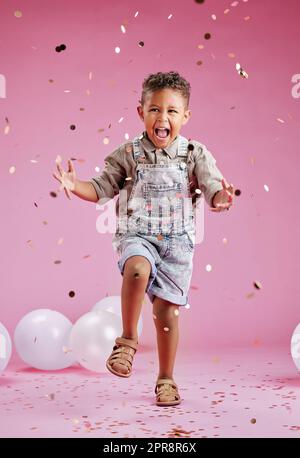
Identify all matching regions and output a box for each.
[115,47,121,54]
[70,125,76,130]
[50,191,57,198]
[234,189,241,196]
[14,10,22,18]
[9,166,16,174]
[204,33,211,40]
[163,327,170,332]
[69,290,75,297]
[250,418,256,424]
[174,309,179,316]
[138,41,144,47]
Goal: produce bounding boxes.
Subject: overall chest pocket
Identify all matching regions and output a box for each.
[142,182,182,199]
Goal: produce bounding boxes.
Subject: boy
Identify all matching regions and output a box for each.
[53,71,234,406]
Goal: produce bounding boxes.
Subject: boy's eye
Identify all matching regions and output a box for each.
[150,109,177,113]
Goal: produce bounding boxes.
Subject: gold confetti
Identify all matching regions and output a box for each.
[103,137,110,144]
[250,418,257,424]
[14,10,22,18]
[253,281,262,290]
[174,309,179,316]
[222,237,228,244]
[236,62,248,78]
[163,327,170,332]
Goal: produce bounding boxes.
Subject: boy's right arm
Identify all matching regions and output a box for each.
[71,180,98,203]
[72,147,127,203]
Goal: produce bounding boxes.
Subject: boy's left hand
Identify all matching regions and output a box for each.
[210,178,234,212]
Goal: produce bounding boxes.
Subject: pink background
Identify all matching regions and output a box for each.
[1,0,299,360]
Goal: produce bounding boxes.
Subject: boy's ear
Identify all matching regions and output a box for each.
[137,105,144,121]
[182,109,192,125]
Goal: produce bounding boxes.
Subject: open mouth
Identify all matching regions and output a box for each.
[154,128,170,139]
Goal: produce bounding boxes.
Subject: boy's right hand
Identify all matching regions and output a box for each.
[52,156,77,200]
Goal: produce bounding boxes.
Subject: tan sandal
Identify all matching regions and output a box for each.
[155,378,181,406]
[106,336,138,378]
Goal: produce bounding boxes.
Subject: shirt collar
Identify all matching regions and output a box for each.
[140,130,179,159]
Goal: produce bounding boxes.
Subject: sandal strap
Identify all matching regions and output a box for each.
[155,378,178,394]
[108,356,132,369]
[115,336,138,352]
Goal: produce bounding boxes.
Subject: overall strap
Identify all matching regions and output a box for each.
[177,135,189,158]
[132,135,143,162]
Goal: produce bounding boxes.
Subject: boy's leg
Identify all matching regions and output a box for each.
[152,296,179,380]
[121,255,151,342]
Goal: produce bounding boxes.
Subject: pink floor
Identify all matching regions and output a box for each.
[0,344,299,438]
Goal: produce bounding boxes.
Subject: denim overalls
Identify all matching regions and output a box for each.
[113,134,195,306]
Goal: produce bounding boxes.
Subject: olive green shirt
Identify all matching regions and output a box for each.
[90,131,224,214]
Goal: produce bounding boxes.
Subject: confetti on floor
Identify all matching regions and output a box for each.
[0,346,299,438]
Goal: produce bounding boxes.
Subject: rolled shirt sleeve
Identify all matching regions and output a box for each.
[89,147,126,203]
[193,143,224,207]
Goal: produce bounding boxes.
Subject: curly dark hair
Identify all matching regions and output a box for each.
[139,71,191,109]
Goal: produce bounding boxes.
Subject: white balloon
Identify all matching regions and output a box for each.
[70,310,122,373]
[14,309,76,370]
[0,322,12,372]
[92,295,143,337]
[291,322,300,371]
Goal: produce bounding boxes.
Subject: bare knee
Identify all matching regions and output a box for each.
[153,299,179,328]
[124,255,151,281]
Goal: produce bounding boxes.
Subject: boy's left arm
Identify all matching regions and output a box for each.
[192,143,234,212]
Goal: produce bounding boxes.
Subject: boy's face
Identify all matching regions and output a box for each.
[137,88,191,149]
